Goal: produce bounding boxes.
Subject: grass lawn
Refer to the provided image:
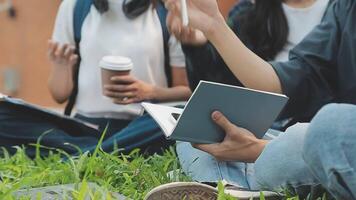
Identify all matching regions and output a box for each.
[0,145,191,199]
[0,132,327,200]
[0,147,330,200]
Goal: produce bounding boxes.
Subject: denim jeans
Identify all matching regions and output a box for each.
[0,98,170,157]
[176,104,356,199]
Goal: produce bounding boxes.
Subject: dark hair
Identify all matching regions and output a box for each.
[93,0,156,19]
[238,0,289,60]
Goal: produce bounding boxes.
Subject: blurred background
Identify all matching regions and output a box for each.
[0,0,237,109]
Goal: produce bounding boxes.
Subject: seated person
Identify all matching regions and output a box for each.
[178,0,332,126]
[47,0,191,154]
[160,0,356,199]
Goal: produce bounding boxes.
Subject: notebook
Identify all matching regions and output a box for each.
[142,81,289,144]
[0,94,99,132]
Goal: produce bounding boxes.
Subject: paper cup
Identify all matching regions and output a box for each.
[100,56,133,97]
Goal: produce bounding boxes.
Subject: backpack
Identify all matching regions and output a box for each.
[65,0,171,116]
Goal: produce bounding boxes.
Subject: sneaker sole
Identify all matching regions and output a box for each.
[144,182,218,200]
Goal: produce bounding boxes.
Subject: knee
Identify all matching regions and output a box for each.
[310,103,356,127]
[302,104,356,199]
[303,103,356,164]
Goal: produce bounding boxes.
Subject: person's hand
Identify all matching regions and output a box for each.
[167,17,208,45]
[48,40,78,70]
[165,0,225,37]
[193,111,268,163]
[103,75,156,105]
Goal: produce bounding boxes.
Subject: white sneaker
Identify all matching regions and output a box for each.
[145,182,217,200]
[145,182,282,200]
[225,185,282,200]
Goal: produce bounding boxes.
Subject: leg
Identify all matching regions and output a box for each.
[74,114,131,139]
[176,142,254,189]
[303,104,356,200]
[254,123,319,192]
[98,114,174,154]
[177,123,327,192]
[0,106,99,157]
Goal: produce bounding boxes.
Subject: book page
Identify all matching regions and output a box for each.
[142,103,183,137]
[0,93,7,99]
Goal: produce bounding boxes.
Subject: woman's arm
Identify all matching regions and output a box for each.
[206,22,282,94]
[48,41,78,103]
[48,0,77,104]
[166,0,282,94]
[152,67,192,102]
[104,67,191,105]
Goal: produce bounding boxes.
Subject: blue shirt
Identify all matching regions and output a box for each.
[271,0,356,119]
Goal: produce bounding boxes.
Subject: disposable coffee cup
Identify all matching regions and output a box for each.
[100,56,133,97]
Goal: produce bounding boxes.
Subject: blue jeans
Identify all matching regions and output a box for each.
[177,104,356,199]
[0,101,169,157]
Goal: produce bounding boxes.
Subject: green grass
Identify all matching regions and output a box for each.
[0,146,329,200]
[0,146,191,199]
[0,129,327,200]
[0,128,191,199]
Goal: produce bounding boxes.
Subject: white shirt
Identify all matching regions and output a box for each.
[274,0,330,62]
[53,0,186,119]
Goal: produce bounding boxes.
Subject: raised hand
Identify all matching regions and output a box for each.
[47,40,79,103]
[165,0,225,37]
[48,40,78,70]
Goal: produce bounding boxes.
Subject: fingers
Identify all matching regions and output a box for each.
[165,0,180,11]
[55,43,68,57]
[48,40,77,65]
[167,13,182,36]
[69,54,79,67]
[166,0,183,35]
[104,84,136,93]
[103,83,140,104]
[104,76,141,104]
[64,45,76,60]
[113,97,138,105]
[48,40,59,60]
[103,90,137,99]
[179,27,194,42]
[111,75,136,84]
[211,111,235,132]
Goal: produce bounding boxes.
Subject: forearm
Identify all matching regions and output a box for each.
[151,86,191,102]
[48,66,74,103]
[206,22,283,94]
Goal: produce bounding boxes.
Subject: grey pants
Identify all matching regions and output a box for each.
[177,104,356,199]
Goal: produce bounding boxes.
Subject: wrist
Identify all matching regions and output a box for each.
[204,14,227,41]
[149,85,160,101]
[251,139,268,162]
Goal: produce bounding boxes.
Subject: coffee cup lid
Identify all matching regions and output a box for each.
[100,56,133,71]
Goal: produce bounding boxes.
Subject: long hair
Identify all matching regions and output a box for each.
[93,0,156,19]
[238,0,289,60]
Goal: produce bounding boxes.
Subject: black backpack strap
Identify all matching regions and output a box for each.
[64,0,93,116]
[156,1,172,87]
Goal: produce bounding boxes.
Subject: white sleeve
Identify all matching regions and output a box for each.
[52,0,76,45]
[168,36,186,68]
